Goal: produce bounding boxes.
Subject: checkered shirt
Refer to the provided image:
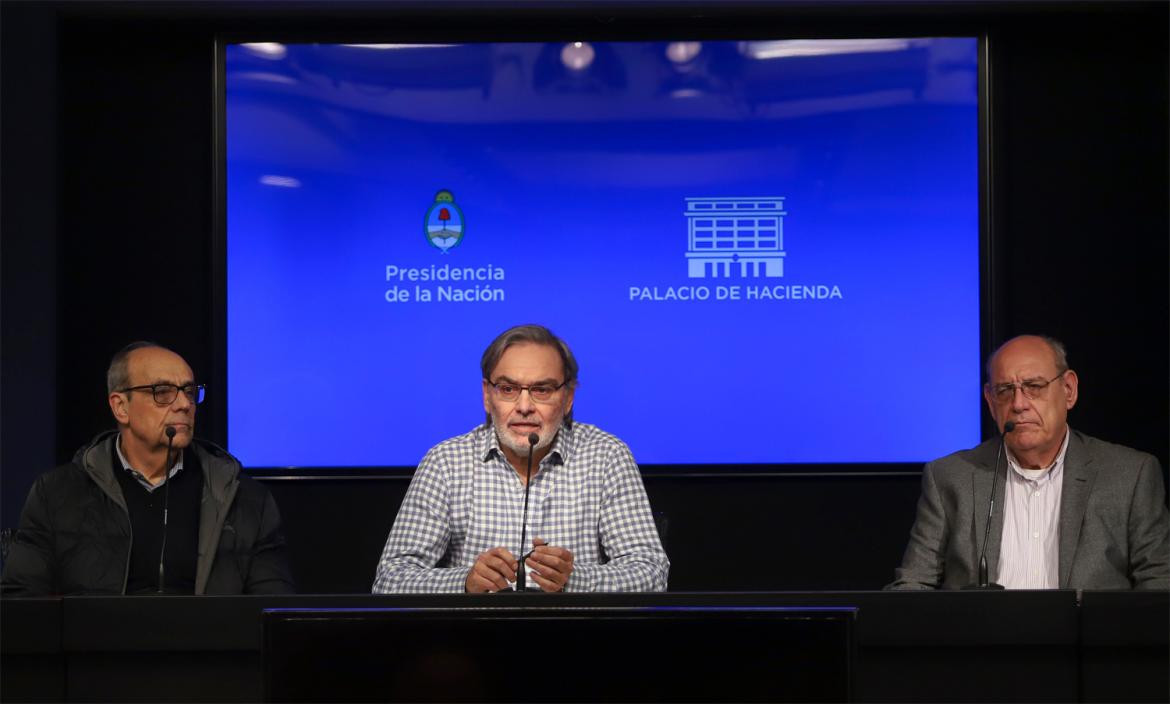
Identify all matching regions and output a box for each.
[372,422,669,593]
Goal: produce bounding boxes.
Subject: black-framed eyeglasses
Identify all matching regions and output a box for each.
[487,380,568,403]
[988,371,1066,402]
[119,383,206,405]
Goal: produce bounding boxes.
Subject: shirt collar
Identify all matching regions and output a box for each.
[116,433,184,483]
[480,422,572,467]
[1007,426,1070,480]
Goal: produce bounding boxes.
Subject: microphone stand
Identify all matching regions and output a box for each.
[516,432,538,591]
[966,420,1015,590]
[157,426,176,594]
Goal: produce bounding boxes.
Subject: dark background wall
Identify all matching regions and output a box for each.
[3,1,1166,593]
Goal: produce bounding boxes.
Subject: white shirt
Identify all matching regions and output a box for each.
[997,430,1069,589]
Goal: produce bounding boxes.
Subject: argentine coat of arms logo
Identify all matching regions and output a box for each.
[424,190,465,253]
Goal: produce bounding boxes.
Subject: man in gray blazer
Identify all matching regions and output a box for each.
[889,335,1169,590]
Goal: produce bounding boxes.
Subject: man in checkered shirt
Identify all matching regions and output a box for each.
[373,324,669,593]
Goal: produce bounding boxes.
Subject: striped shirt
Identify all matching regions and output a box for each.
[997,430,1069,589]
[372,422,669,593]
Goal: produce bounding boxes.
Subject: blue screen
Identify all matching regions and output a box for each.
[225,38,982,468]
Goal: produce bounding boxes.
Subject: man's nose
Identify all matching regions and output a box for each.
[1009,386,1030,413]
[171,390,194,412]
[514,388,536,413]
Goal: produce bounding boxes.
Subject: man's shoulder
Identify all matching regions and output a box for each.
[192,437,241,466]
[416,425,493,469]
[35,458,93,492]
[191,438,246,484]
[566,422,627,452]
[923,437,998,477]
[563,422,635,472]
[429,425,490,454]
[1072,430,1157,467]
[191,440,284,507]
[36,432,117,490]
[189,443,281,516]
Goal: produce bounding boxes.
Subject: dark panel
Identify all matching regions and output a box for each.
[989,7,1169,468]
[1080,590,1170,704]
[643,474,924,591]
[55,17,216,464]
[0,654,66,704]
[0,598,62,653]
[0,0,59,530]
[0,598,64,703]
[262,608,855,703]
[262,478,407,593]
[1080,647,1170,704]
[1080,590,1170,646]
[858,646,1078,703]
[67,652,259,704]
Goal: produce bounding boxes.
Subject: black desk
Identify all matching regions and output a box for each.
[262,605,856,702]
[2,591,1167,703]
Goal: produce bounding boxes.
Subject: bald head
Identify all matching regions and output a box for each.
[108,341,166,394]
[986,335,1067,382]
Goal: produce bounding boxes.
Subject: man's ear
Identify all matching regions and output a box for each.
[1062,369,1079,411]
[982,384,997,423]
[109,392,129,424]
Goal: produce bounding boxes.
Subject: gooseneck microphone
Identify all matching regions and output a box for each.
[516,432,539,591]
[157,426,176,594]
[970,420,1015,590]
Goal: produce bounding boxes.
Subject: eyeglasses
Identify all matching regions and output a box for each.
[487,380,568,403]
[988,371,1066,402]
[119,383,206,405]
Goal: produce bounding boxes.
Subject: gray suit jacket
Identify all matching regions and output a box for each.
[888,429,1170,590]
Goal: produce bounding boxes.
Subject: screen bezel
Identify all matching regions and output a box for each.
[212,20,996,479]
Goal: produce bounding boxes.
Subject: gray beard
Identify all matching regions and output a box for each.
[492,414,559,458]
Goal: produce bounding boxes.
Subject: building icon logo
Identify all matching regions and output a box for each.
[684,197,786,278]
[424,190,465,253]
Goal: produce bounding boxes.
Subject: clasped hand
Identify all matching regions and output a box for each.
[465,539,574,593]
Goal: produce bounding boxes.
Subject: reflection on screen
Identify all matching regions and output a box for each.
[225,38,981,468]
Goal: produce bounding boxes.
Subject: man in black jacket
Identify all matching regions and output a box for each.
[2,342,294,595]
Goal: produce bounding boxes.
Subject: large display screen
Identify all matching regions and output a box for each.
[224,38,982,468]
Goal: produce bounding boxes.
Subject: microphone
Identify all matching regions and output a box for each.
[157,426,176,594]
[516,432,539,591]
[968,420,1015,590]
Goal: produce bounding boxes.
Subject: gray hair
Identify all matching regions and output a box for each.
[985,335,1069,381]
[481,324,578,423]
[107,341,163,394]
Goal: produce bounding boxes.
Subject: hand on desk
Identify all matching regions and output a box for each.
[465,547,518,593]
[525,538,574,592]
